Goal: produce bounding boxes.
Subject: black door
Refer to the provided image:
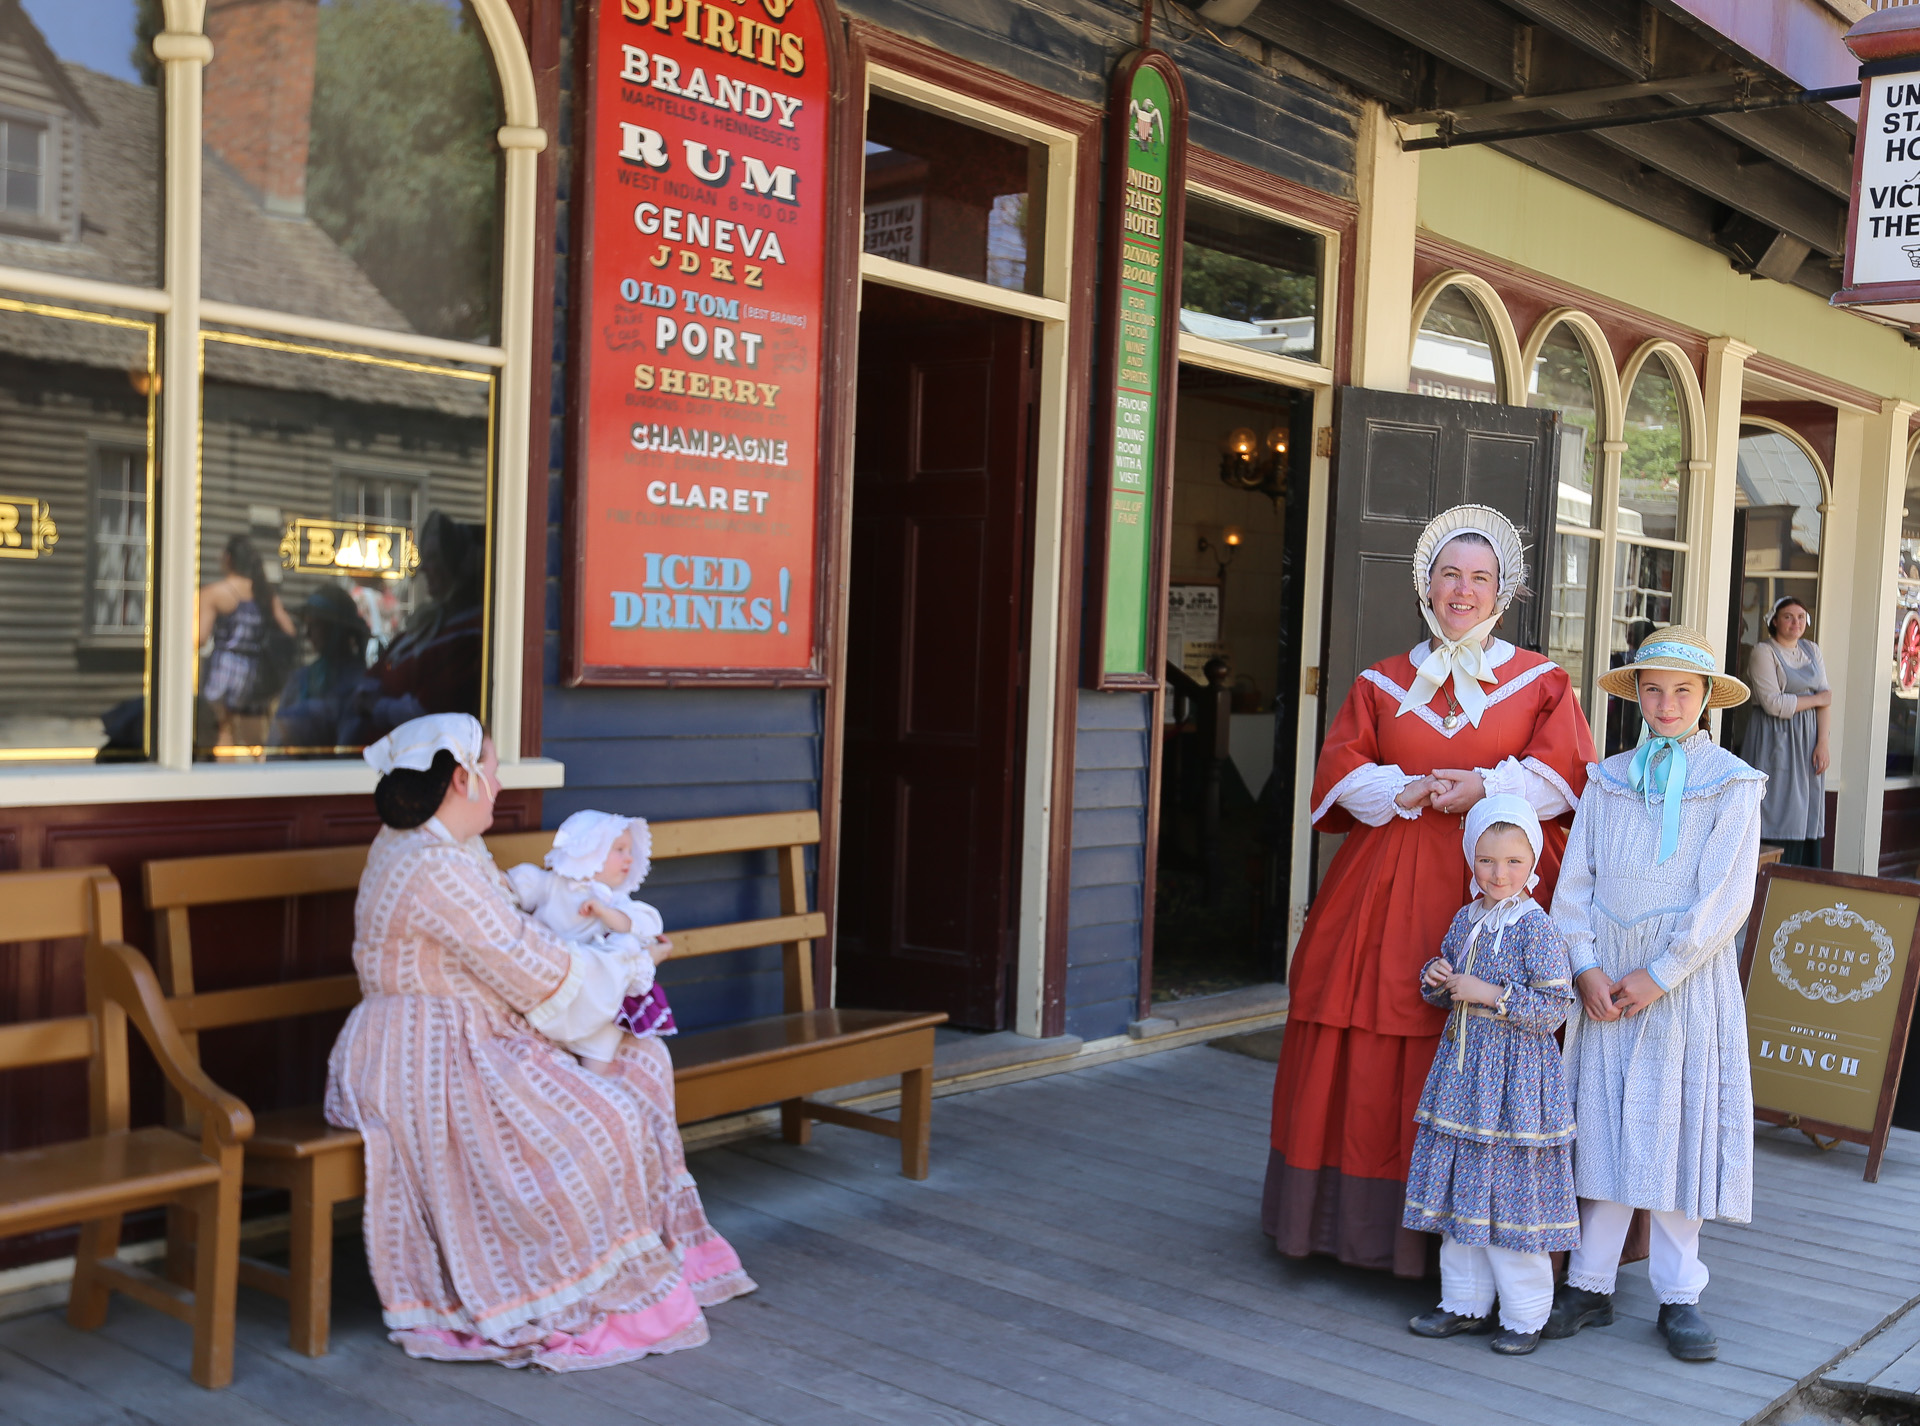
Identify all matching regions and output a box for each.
[1321,388,1559,731]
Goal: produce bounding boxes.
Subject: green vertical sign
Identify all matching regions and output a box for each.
[1102,62,1172,676]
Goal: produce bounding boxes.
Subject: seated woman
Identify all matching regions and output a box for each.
[324,713,753,1370]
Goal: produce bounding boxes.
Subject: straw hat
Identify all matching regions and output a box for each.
[1595,624,1749,710]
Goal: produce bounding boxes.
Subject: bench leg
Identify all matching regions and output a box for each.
[779,1099,812,1146]
[287,1177,336,1357]
[898,1066,931,1181]
[66,1213,124,1331]
[188,1171,242,1389]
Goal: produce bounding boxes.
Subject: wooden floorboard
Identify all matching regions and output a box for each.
[6,1043,1920,1424]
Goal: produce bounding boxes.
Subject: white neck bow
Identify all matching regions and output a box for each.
[1398,605,1500,728]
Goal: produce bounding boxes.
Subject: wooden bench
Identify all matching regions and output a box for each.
[143,809,945,1356]
[0,867,253,1388]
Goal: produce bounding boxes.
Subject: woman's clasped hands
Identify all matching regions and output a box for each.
[1395,768,1489,815]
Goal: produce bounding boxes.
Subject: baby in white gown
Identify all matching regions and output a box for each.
[506,810,676,1073]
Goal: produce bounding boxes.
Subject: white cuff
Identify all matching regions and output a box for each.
[1318,763,1422,827]
[526,947,631,1044]
[1479,756,1574,820]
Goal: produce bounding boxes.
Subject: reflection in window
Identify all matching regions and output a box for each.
[198,332,492,759]
[1606,543,1682,755]
[1889,448,1920,778]
[1546,532,1594,705]
[862,95,1045,294]
[199,0,502,341]
[1621,357,1687,542]
[1410,285,1500,404]
[0,301,155,762]
[1177,194,1320,360]
[89,445,147,633]
[0,2,161,278]
[1530,324,1601,526]
[1732,426,1823,712]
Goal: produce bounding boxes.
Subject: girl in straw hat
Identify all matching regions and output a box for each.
[1264,505,1596,1277]
[1543,626,1764,1362]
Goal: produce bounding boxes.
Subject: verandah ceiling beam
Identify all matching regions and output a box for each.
[1320,0,1529,93]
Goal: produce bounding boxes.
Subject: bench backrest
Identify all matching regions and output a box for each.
[141,810,827,1043]
[0,867,122,1074]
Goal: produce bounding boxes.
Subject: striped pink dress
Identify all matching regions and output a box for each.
[324,823,754,1370]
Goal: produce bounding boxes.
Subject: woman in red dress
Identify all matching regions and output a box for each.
[1262,505,1596,1276]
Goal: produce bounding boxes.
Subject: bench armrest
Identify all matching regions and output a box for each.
[87,939,254,1149]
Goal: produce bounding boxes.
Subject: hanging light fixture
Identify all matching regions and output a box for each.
[1218,423,1290,504]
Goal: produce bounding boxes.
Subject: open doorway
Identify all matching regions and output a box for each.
[1151,366,1313,1003]
[833,283,1036,1030]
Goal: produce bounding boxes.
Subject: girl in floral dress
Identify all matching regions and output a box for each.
[1403,794,1579,1356]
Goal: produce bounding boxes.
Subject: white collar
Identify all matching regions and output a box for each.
[1411,637,1514,671]
[423,816,457,844]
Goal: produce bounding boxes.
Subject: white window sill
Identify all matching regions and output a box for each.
[0,756,565,809]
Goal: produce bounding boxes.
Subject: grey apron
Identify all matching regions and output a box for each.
[1742,641,1825,841]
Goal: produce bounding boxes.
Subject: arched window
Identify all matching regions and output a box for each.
[1606,349,1696,753]
[1733,422,1824,644]
[1889,440,1920,778]
[1410,283,1504,404]
[0,0,536,779]
[1528,319,1604,695]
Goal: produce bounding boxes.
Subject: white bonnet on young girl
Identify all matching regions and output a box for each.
[1462,793,1543,892]
[545,809,652,895]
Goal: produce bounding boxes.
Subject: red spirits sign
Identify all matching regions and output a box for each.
[568,0,840,682]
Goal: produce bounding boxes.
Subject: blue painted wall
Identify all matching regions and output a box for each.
[1065,692,1151,1040]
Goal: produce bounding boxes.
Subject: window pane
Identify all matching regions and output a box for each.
[0,300,156,763]
[1529,322,1601,527]
[1606,542,1683,755]
[1890,448,1920,778]
[1547,531,1596,701]
[1621,356,1688,542]
[198,331,493,759]
[200,0,502,342]
[1410,284,1500,404]
[1177,193,1320,361]
[0,4,160,275]
[862,94,1046,295]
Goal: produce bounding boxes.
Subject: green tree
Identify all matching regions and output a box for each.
[1180,243,1315,324]
[306,0,502,341]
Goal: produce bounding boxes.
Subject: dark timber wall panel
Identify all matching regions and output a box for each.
[1065,690,1149,1041]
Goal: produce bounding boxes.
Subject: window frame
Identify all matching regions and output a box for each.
[0,0,556,805]
[83,439,152,642]
[1732,415,1829,638]
[1409,270,1523,405]
[0,110,51,229]
[1175,180,1338,384]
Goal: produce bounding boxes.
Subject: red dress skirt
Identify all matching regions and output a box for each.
[1263,645,1594,1276]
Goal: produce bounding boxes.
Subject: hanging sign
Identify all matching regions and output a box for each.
[279,518,419,579]
[567,0,842,683]
[1834,14,1920,319]
[1739,864,1920,1182]
[1085,50,1185,690]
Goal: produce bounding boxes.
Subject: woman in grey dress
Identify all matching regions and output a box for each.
[1741,596,1830,866]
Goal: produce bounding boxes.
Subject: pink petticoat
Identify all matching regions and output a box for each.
[388,1237,752,1372]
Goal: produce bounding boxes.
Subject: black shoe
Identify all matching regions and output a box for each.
[1541,1284,1615,1339]
[1657,1302,1718,1361]
[1490,1327,1541,1355]
[1409,1306,1494,1338]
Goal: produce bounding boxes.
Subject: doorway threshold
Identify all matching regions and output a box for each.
[1131,982,1290,1040]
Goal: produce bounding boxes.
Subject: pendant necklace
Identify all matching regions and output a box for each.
[1442,689,1462,731]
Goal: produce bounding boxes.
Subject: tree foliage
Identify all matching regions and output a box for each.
[1180,242,1315,324]
[306,0,502,341]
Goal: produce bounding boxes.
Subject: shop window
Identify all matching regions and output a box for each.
[1410,284,1502,404]
[862,93,1047,295]
[1177,193,1320,363]
[0,300,155,762]
[0,3,160,277]
[199,0,502,342]
[1889,446,1920,779]
[1530,321,1604,700]
[87,444,148,635]
[1733,423,1823,651]
[196,331,492,759]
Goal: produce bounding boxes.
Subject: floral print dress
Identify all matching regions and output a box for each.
[1402,899,1579,1253]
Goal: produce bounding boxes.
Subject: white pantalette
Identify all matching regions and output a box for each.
[1438,1238,1555,1333]
[1565,1198,1709,1304]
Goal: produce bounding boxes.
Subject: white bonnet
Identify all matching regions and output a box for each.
[545,809,651,895]
[1463,793,1543,889]
[363,713,489,800]
[1411,504,1527,615]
